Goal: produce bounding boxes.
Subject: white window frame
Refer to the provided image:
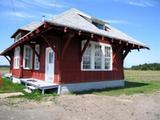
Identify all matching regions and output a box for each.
[81,40,112,71]
[13,47,20,69]
[23,45,33,69]
[34,44,40,70]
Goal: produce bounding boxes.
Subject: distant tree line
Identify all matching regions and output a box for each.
[130,63,160,70]
[0,65,10,68]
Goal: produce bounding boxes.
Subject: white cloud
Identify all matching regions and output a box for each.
[18,0,68,10]
[8,11,34,18]
[32,0,66,8]
[107,20,129,24]
[0,0,70,19]
[128,0,154,7]
[113,0,156,7]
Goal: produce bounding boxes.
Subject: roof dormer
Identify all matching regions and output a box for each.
[14,33,22,42]
[91,18,108,31]
[11,21,41,43]
[11,29,29,43]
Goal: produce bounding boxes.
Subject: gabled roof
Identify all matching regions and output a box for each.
[46,8,147,47]
[20,21,42,31]
[1,8,149,56]
[11,21,42,38]
[11,8,148,47]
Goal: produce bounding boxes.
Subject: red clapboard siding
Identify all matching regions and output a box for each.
[60,36,124,84]
[11,33,124,84]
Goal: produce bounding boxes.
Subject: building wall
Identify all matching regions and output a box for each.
[11,33,124,84]
[11,35,61,84]
[60,36,124,84]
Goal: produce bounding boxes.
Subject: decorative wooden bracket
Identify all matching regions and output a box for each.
[80,39,91,62]
[28,44,40,62]
[61,33,75,59]
[112,44,125,61]
[4,55,11,65]
[122,49,130,60]
[41,34,57,53]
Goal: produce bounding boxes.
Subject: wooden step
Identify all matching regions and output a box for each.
[27,85,37,90]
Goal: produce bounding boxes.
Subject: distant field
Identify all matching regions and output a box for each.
[0,67,10,74]
[125,70,160,81]
[77,70,160,95]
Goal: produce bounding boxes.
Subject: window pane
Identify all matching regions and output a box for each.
[105,58,111,69]
[104,46,111,70]
[34,45,40,70]
[92,22,104,30]
[83,44,91,69]
[24,46,32,69]
[94,45,102,69]
[49,52,53,63]
[105,47,111,57]
[14,47,20,68]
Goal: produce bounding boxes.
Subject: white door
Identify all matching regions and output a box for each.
[45,47,54,83]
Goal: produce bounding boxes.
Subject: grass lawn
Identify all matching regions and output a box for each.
[0,78,24,93]
[76,70,160,95]
[0,70,160,100]
[0,78,57,101]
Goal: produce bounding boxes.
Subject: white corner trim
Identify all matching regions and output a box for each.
[57,80,124,94]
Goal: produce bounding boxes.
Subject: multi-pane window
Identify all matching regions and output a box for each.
[23,45,33,69]
[14,47,20,69]
[34,45,40,70]
[82,44,92,69]
[94,45,102,69]
[82,41,112,71]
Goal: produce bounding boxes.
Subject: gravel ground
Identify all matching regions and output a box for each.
[0,92,160,120]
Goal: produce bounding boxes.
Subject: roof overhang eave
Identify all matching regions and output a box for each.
[46,21,150,50]
[1,21,150,56]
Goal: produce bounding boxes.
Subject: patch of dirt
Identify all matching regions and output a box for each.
[1,92,160,120]
[0,92,24,99]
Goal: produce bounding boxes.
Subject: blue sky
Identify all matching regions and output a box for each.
[0,0,159,67]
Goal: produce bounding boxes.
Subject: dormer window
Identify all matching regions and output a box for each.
[92,21,105,30]
[14,33,21,42]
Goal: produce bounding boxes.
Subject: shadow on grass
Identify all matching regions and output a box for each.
[74,81,149,95]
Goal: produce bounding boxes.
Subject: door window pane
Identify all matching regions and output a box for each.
[49,52,53,64]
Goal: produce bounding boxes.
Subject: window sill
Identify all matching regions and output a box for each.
[34,69,40,71]
[23,68,32,70]
[13,67,20,69]
[81,69,112,72]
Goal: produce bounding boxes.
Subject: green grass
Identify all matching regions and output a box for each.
[75,70,160,96]
[1,70,160,100]
[17,90,57,101]
[0,78,57,101]
[0,78,24,93]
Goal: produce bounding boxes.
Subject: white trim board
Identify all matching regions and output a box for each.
[57,80,124,94]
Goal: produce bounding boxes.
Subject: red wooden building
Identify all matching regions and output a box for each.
[1,8,149,94]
